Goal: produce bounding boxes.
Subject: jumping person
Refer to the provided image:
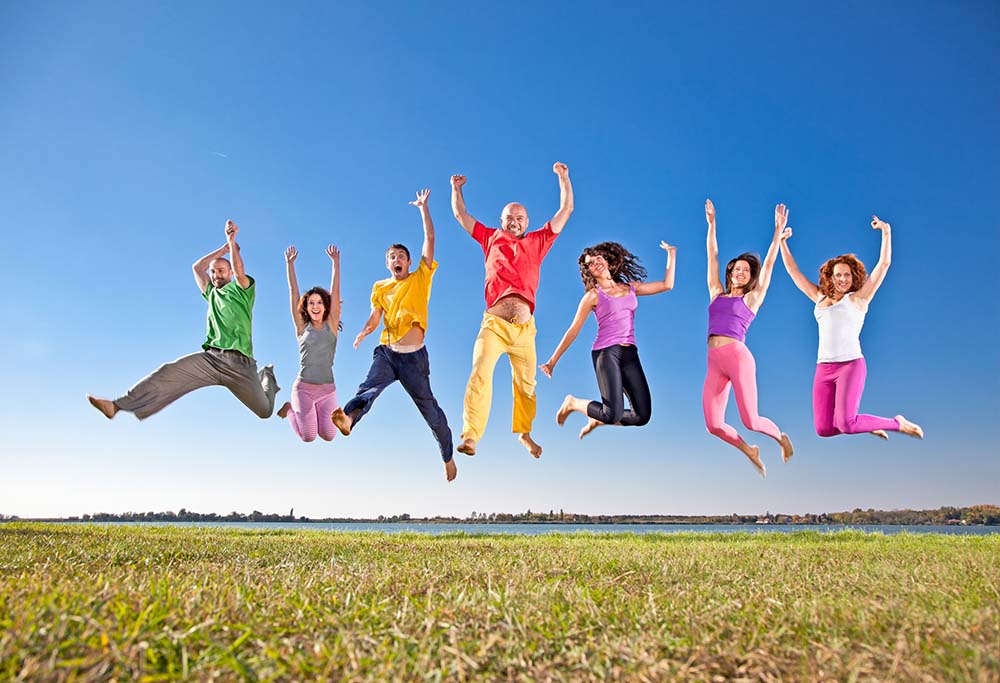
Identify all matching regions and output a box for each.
[330,189,456,482]
[276,244,342,442]
[703,200,794,477]
[87,220,279,420]
[540,241,677,439]
[450,162,574,459]
[779,215,923,440]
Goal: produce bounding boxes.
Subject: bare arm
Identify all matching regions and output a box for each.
[353,307,383,350]
[634,242,677,296]
[225,220,251,289]
[539,290,598,378]
[192,242,230,294]
[778,228,821,302]
[450,175,477,235]
[855,215,892,303]
[705,199,724,298]
[327,245,342,332]
[284,246,305,335]
[746,203,788,312]
[548,162,574,234]
[409,188,435,265]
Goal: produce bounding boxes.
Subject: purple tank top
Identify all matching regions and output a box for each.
[707,295,755,342]
[593,285,637,350]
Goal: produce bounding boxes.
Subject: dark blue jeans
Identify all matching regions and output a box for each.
[343,345,454,462]
[587,344,652,426]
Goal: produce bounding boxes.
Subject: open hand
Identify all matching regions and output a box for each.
[539,361,555,379]
[775,204,789,232]
[450,175,467,189]
[285,246,298,263]
[553,162,569,178]
[660,240,676,252]
[353,332,365,350]
[225,220,239,242]
[409,188,430,208]
[326,245,340,262]
[705,199,716,225]
[871,215,891,232]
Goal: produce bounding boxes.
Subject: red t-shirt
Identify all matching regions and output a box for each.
[471,221,559,313]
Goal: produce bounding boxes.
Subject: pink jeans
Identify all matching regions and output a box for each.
[703,341,782,447]
[813,358,899,436]
[289,380,340,442]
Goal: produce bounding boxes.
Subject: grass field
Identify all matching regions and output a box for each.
[0,524,997,682]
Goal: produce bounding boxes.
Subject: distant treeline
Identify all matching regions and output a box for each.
[4,504,998,525]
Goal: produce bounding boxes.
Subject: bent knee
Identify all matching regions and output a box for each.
[301,434,317,443]
[635,413,651,427]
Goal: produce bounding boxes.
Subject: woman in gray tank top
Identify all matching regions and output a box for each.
[276,245,342,442]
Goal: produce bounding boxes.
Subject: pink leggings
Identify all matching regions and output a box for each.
[288,380,340,442]
[703,341,782,447]
[813,358,899,436]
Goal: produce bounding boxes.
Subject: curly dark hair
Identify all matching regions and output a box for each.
[578,242,647,291]
[297,287,344,331]
[818,254,867,300]
[724,252,761,294]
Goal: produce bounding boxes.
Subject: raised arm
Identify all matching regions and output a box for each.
[353,307,383,350]
[705,199,724,298]
[746,203,787,311]
[855,215,892,303]
[192,242,230,294]
[327,245,342,332]
[548,162,574,234]
[225,220,251,289]
[408,188,435,265]
[778,228,821,302]
[450,175,478,235]
[634,242,678,296]
[539,290,598,378]
[284,246,304,335]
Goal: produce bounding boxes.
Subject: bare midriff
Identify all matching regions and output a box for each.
[487,294,532,324]
[707,335,740,349]
[396,323,426,346]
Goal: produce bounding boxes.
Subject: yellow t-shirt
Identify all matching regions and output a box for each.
[371,259,437,345]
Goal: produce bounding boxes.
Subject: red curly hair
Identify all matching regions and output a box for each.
[818,254,868,300]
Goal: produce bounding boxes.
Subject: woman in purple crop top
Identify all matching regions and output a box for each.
[703,199,794,477]
[540,240,676,438]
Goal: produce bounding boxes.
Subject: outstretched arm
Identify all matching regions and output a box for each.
[285,246,304,335]
[548,162,574,234]
[353,307,383,349]
[450,175,478,235]
[225,220,251,289]
[855,215,892,303]
[705,199,724,298]
[409,188,435,266]
[539,290,597,378]
[778,228,821,302]
[746,203,788,311]
[635,242,677,296]
[327,245,342,332]
[192,242,230,294]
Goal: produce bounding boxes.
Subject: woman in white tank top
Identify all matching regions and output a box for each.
[778,215,923,440]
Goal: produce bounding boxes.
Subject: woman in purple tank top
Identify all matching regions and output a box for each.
[540,240,676,438]
[703,199,794,477]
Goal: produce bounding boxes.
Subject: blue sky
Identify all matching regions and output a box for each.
[1,1,997,518]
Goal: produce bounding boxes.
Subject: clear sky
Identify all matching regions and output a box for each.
[2,1,998,519]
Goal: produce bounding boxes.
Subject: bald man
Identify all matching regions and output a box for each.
[450,162,573,458]
[87,220,279,421]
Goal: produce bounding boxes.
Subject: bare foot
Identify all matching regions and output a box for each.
[556,394,574,426]
[456,439,477,456]
[444,459,457,482]
[778,432,794,462]
[518,433,542,459]
[895,415,923,439]
[330,408,352,436]
[87,395,117,420]
[276,401,291,419]
[870,430,889,440]
[745,445,766,478]
[579,418,602,439]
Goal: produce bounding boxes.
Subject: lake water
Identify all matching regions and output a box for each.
[72,521,998,536]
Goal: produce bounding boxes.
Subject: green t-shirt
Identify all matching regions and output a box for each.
[202,276,255,359]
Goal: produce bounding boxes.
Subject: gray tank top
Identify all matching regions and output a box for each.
[297,324,337,385]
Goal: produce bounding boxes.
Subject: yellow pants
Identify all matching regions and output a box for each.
[462,313,537,442]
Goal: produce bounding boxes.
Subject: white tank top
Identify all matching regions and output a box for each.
[814,292,866,363]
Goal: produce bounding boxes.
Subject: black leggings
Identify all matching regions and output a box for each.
[587,345,652,426]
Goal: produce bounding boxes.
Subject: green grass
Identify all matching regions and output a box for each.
[1,524,997,682]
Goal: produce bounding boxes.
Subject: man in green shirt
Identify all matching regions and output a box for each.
[87,221,279,420]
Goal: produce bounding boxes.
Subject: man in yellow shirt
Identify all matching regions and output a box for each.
[331,189,456,482]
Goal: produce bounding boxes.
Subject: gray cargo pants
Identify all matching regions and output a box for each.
[114,348,279,420]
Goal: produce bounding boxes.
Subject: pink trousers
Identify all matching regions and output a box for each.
[703,341,782,447]
[289,380,340,442]
[813,358,899,436]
